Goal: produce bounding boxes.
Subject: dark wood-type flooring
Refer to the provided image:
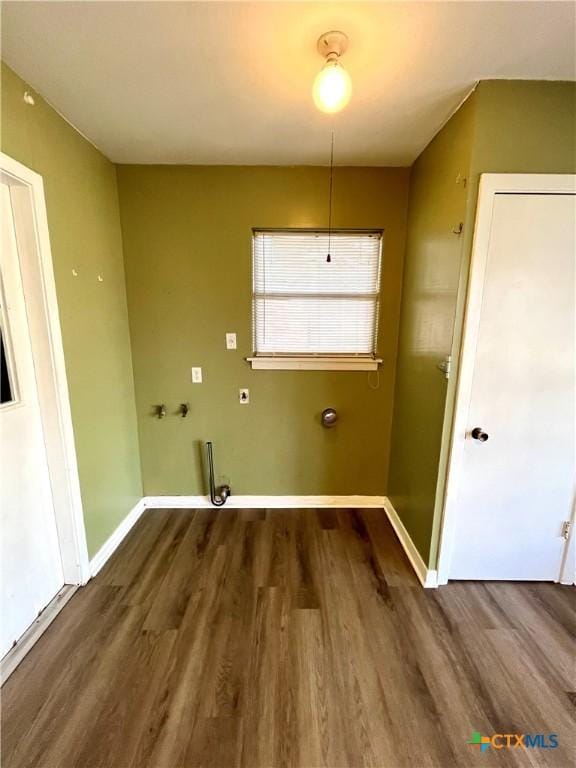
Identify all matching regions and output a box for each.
[2,508,575,768]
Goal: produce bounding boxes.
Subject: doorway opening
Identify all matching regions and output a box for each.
[437,174,576,585]
[0,153,89,673]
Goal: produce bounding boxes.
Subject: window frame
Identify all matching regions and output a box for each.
[248,227,384,371]
[0,268,20,408]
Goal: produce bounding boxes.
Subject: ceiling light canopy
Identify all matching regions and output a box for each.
[313,31,352,114]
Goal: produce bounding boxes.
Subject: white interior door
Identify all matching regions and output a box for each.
[1,182,64,658]
[447,190,575,580]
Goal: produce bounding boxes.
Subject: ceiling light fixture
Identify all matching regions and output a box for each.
[313,31,352,114]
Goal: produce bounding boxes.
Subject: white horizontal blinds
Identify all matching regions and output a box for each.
[253,230,382,355]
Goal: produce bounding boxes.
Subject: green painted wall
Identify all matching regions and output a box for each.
[4,62,571,566]
[471,80,576,176]
[1,63,142,556]
[387,93,477,561]
[117,165,409,496]
[389,80,576,566]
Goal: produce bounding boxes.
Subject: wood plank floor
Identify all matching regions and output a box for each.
[2,508,575,768]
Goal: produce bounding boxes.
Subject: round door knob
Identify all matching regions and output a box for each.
[471,427,489,442]
[321,408,338,428]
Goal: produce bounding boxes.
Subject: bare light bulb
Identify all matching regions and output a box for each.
[313,56,352,114]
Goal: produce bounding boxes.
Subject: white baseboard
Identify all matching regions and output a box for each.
[0,494,435,683]
[144,494,436,587]
[0,585,77,682]
[89,499,146,577]
[87,495,436,590]
[143,494,388,509]
[3,500,146,679]
[382,498,438,588]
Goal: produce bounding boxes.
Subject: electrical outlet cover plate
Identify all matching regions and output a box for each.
[191,367,202,383]
[239,388,249,404]
[226,333,237,350]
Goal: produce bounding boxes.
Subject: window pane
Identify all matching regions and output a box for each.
[0,328,14,404]
[254,296,378,354]
[253,230,382,356]
[254,232,381,295]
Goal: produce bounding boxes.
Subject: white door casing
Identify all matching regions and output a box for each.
[1,183,65,657]
[0,153,89,661]
[438,174,576,584]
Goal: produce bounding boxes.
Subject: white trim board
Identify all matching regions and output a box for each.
[0,585,77,683]
[246,357,382,371]
[382,499,438,588]
[88,495,437,589]
[89,499,146,577]
[2,500,145,678]
[4,493,435,677]
[143,494,387,509]
[88,496,387,577]
[143,495,437,587]
[0,152,90,585]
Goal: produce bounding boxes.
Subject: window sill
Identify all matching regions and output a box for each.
[246,356,382,371]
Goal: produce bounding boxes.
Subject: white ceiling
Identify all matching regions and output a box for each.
[2,1,575,166]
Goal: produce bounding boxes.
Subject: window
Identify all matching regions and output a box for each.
[0,329,14,404]
[249,229,383,370]
[0,283,17,406]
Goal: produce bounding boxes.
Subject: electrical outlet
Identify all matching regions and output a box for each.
[226,332,237,350]
[191,367,202,384]
[239,388,249,404]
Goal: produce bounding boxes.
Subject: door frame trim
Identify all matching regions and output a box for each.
[0,585,78,683]
[436,173,576,586]
[1,152,90,585]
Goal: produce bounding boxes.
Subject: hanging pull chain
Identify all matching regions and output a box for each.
[327,129,334,263]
